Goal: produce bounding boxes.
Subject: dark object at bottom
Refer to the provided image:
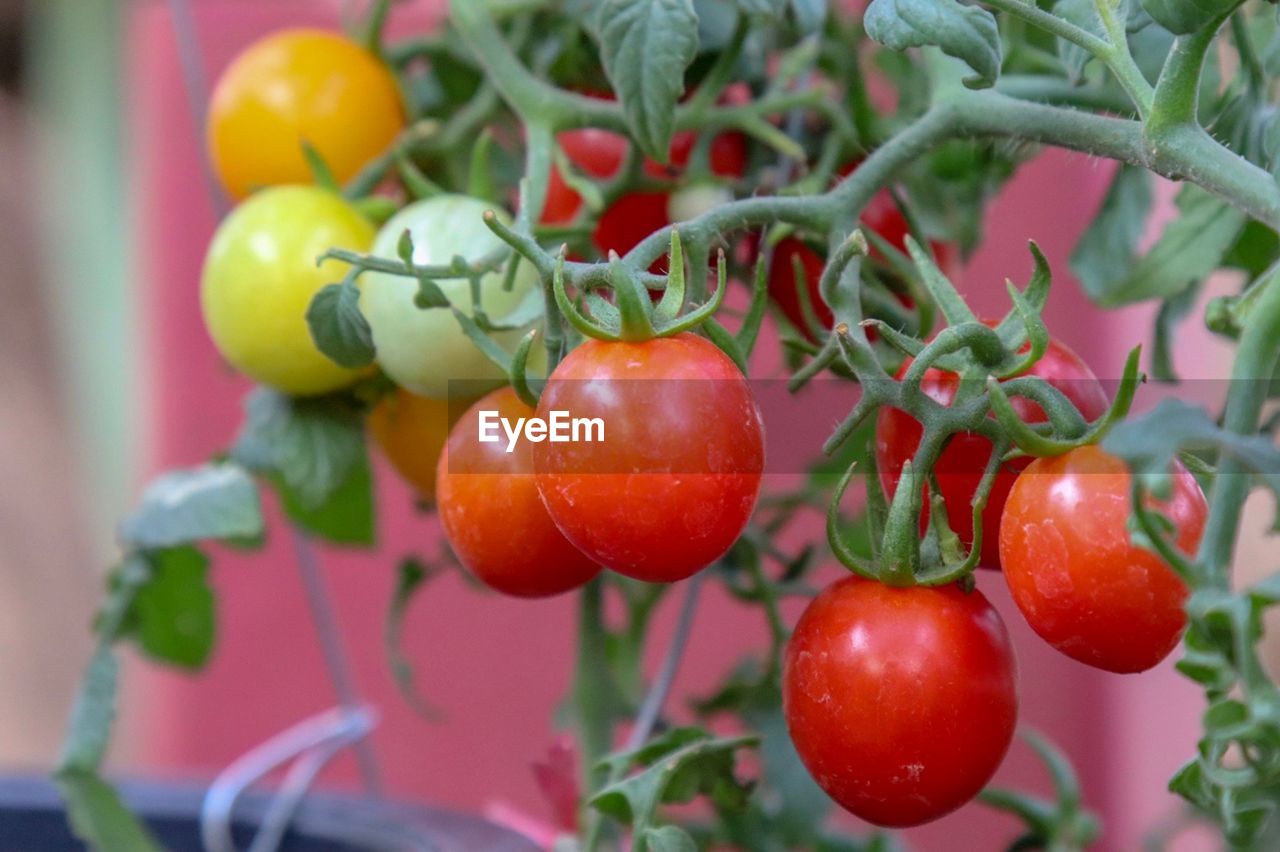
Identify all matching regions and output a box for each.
[0,775,540,851]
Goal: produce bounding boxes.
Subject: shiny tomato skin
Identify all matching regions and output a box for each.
[783,577,1018,827]
[875,331,1108,570]
[533,334,764,583]
[437,388,601,598]
[207,29,405,200]
[999,445,1206,673]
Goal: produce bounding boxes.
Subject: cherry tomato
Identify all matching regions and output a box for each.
[533,333,764,583]
[201,185,374,396]
[360,195,540,398]
[999,444,1207,673]
[875,329,1108,570]
[208,29,405,200]
[368,388,468,503]
[437,388,601,598]
[783,577,1018,827]
[538,103,747,259]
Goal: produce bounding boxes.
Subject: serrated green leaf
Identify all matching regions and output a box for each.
[128,546,215,670]
[864,0,1002,89]
[1070,164,1153,304]
[597,0,700,160]
[307,280,377,369]
[1140,0,1238,36]
[279,451,375,546]
[118,464,263,550]
[55,769,162,852]
[1081,184,1245,307]
[231,388,365,511]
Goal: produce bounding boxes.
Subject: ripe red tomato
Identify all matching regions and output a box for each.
[875,329,1108,570]
[783,577,1018,827]
[539,105,747,259]
[999,444,1207,673]
[437,388,601,598]
[533,333,764,583]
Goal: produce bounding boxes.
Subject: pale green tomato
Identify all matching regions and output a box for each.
[201,185,374,396]
[360,195,540,398]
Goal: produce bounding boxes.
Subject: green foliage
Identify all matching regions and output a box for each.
[307,277,377,369]
[118,463,263,550]
[232,388,375,545]
[864,0,1002,89]
[1141,0,1242,36]
[596,0,700,161]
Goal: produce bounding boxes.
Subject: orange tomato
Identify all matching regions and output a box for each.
[208,29,405,199]
[368,388,466,503]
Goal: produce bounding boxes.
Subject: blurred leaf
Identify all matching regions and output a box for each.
[1080,184,1244,307]
[126,546,215,670]
[1052,0,1103,82]
[597,0,700,161]
[790,0,827,34]
[278,453,375,546]
[865,0,1002,89]
[118,464,262,550]
[642,825,699,852]
[55,769,162,852]
[1152,282,1199,382]
[385,557,443,719]
[1070,164,1153,304]
[1141,0,1240,36]
[307,280,377,369]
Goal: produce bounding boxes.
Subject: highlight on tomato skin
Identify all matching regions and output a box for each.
[532,333,765,584]
[206,28,405,200]
[782,576,1019,828]
[875,329,1109,571]
[999,444,1208,674]
[436,387,601,599]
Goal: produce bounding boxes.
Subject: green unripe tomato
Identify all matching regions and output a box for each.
[360,195,540,398]
[201,185,375,396]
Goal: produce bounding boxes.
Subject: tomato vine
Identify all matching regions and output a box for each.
[54,0,1280,850]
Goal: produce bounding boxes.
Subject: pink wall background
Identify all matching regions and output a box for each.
[126,2,1218,849]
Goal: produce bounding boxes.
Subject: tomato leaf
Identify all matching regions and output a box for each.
[596,0,700,162]
[590,728,758,838]
[54,769,162,852]
[641,825,699,852]
[118,463,263,550]
[1069,164,1153,305]
[730,0,785,17]
[1140,0,1239,36]
[307,279,377,369]
[1078,183,1244,307]
[126,546,216,670]
[1051,0,1104,83]
[864,0,1002,90]
[231,389,375,545]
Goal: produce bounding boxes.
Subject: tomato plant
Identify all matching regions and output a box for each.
[534,333,764,583]
[1000,444,1208,674]
[360,194,539,398]
[207,29,405,199]
[784,577,1017,827]
[200,185,374,396]
[876,330,1109,570]
[63,1,1280,850]
[437,388,601,598]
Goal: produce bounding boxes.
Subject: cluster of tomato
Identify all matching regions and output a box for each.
[197,26,1209,835]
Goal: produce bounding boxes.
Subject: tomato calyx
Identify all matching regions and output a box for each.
[553,231,727,343]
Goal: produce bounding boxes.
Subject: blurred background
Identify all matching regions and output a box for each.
[1,1,1274,850]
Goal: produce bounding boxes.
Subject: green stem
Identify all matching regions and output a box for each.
[1147,12,1236,133]
[1196,272,1280,584]
[573,579,613,794]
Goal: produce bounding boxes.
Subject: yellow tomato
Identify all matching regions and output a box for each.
[201,185,374,396]
[207,29,405,200]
